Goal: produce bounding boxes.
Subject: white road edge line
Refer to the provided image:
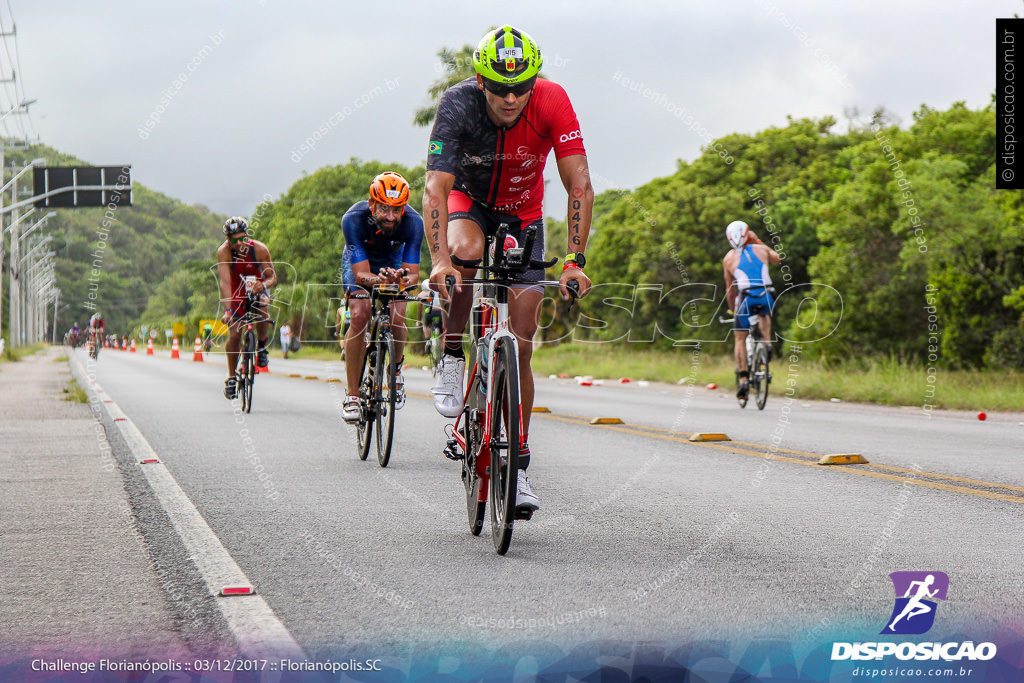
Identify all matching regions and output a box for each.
[71,355,305,660]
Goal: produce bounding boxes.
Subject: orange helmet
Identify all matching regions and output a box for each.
[369,172,410,208]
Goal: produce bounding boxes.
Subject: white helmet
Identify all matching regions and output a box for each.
[726,221,749,252]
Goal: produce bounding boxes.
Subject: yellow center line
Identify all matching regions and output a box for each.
[535,412,1024,505]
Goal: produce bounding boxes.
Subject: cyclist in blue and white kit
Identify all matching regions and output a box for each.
[723,220,780,400]
[341,172,424,423]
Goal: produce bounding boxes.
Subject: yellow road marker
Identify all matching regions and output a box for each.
[818,453,869,466]
[688,433,731,442]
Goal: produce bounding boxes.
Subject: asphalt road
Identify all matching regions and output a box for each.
[68,347,1024,668]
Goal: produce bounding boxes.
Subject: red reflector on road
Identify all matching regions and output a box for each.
[220,586,255,596]
[139,458,160,464]
[114,417,127,421]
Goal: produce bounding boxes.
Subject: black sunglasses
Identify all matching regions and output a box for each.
[482,77,535,98]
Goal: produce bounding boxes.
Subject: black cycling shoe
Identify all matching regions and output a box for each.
[224,377,238,400]
[256,345,269,368]
[737,378,749,400]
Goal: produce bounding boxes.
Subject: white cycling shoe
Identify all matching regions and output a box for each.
[515,470,540,513]
[342,396,360,424]
[431,354,465,418]
[394,370,406,409]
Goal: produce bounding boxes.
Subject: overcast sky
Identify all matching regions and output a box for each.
[4,1,1006,219]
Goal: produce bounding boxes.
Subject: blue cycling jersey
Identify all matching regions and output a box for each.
[732,245,772,296]
[341,200,423,269]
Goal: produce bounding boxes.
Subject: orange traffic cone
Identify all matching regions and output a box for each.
[192,336,204,362]
[103,338,110,349]
[146,339,154,355]
[170,337,180,359]
[130,339,137,353]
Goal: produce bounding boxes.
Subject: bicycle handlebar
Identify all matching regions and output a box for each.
[450,253,558,272]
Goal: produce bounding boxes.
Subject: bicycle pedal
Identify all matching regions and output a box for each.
[443,440,464,461]
[513,508,534,521]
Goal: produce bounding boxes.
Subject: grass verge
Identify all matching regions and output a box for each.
[63,378,88,403]
[527,343,1023,412]
[1,341,47,362]
[279,341,1023,412]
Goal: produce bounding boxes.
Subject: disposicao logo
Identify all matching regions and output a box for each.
[881,571,948,635]
[831,571,997,663]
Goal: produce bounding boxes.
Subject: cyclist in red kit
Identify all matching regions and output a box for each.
[424,25,593,514]
[217,216,278,400]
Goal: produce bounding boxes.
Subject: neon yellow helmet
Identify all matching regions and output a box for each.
[473,25,542,88]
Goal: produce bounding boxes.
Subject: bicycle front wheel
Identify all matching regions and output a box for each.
[241,330,256,413]
[356,343,373,461]
[752,344,770,410]
[489,337,520,555]
[375,334,397,467]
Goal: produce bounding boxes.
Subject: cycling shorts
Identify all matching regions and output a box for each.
[734,289,774,332]
[449,191,546,292]
[229,291,271,324]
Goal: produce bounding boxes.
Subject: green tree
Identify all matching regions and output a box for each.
[413,44,477,127]
[1,143,222,342]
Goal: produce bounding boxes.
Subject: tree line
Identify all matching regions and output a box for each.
[12,99,1014,369]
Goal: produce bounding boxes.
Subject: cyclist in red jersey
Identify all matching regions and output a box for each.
[424,25,594,515]
[217,216,278,400]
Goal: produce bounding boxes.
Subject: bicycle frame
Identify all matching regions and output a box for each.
[722,291,772,410]
[451,284,521,505]
[355,284,417,467]
[443,224,573,554]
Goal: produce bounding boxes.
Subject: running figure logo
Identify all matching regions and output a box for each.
[881,571,949,635]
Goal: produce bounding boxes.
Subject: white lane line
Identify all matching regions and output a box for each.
[72,355,304,659]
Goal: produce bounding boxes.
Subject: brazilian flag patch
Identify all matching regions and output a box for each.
[428,141,443,155]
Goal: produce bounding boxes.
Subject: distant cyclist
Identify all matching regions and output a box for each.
[217,216,278,400]
[723,220,780,400]
[88,313,105,348]
[335,305,352,342]
[424,25,593,515]
[69,322,82,348]
[202,322,214,352]
[340,172,424,423]
[419,278,443,342]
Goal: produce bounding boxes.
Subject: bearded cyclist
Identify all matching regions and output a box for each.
[340,172,424,424]
[723,220,780,400]
[217,216,278,400]
[424,25,594,515]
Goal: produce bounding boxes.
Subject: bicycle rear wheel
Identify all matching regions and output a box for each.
[375,334,397,467]
[488,338,520,555]
[356,343,373,461]
[752,344,769,410]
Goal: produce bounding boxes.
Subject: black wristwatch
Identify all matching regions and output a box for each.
[564,252,587,269]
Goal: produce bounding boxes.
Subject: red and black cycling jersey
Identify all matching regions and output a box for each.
[427,77,586,224]
[228,239,268,315]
